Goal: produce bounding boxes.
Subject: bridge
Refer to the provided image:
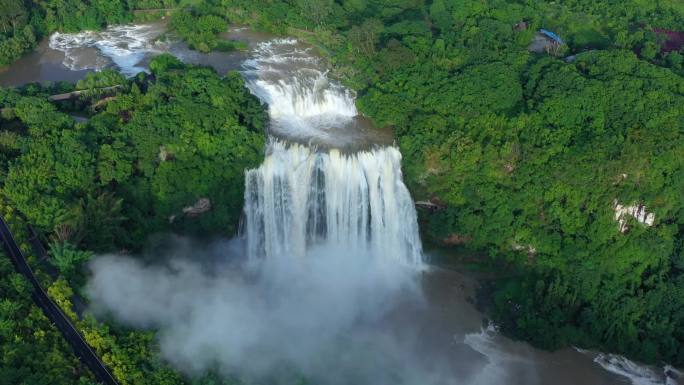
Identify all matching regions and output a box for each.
[48,85,123,102]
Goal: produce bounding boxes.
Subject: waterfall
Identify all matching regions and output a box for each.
[242,38,423,267]
[244,141,423,265]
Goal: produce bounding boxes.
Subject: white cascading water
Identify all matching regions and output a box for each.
[242,39,423,267]
[242,39,361,145]
[49,24,166,76]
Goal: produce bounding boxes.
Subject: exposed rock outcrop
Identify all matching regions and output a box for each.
[183,198,211,217]
[613,200,655,233]
[443,234,471,246]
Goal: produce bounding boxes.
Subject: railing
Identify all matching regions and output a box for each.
[0,215,119,385]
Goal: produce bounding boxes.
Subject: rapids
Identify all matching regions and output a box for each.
[48,24,166,76]
[242,38,393,150]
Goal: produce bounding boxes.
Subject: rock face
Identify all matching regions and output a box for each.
[443,234,471,246]
[183,198,211,217]
[158,145,174,162]
[613,200,655,233]
[514,21,528,31]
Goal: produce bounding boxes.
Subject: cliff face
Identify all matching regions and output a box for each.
[613,200,655,233]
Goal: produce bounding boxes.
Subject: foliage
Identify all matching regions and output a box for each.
[0,201,97,385]
[232,0,684,367]
[48,241,93,278]
[0,200,187,385]
[169,5,231,52]
[0,55,266,250]
[76,70,128,91]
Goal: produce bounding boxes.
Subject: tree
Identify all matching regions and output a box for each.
[48,241,93,278]
[0,0,27,35]
[347,18,383,55]
[296,0,334,27]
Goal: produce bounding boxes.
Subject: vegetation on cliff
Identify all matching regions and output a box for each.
[0,56,265,384]
[1,0,683,380]
[225,0,684,367]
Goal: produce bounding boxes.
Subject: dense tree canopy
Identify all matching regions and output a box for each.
[1,0,683,381]
[0,58,266,250]
[0,55,266,384]
[227,0,684,367]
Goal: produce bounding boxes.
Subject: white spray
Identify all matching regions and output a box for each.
[49,24,165,76]
[243,141,423,266]
[242,38,423,267]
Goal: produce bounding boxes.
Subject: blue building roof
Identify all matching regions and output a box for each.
[540,29,564,45]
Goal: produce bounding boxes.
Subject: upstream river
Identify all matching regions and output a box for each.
[2,22,681,385]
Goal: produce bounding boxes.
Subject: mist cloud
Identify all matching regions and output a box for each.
[85,238,463,384]
[85,236,545,385]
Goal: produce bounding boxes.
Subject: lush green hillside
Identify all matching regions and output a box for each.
[0,56,265,384]
[1,56,265,249]
[0,204,97,384]
[1,0,683,378]
[224,0,684,366]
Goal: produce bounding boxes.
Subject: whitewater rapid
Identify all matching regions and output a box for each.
[49,24,166,76]
[574,349,683,385]
[242,38,392,149]
[242,38,422,266]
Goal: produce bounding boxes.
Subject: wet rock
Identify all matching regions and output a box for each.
[443,234,471,246]
[183,198,211,217]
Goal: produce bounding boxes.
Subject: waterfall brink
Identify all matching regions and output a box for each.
[243,38,357,120]
[240,38,394,149]
[242,38,423,267]
[244,141,423,267]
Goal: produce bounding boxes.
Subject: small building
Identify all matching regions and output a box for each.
[539,29,564,45]
[528,29,565,55]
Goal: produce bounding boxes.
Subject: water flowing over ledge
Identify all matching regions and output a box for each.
[242,37,393,150]
[575,348,682,385]
[243,140,423,267]
[241,37,422,267]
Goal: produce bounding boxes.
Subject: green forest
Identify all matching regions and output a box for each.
[1,0,684,384]
[0,57,265,384]
[222,0,684,368]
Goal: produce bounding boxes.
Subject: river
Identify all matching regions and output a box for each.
[2,22,681,385]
